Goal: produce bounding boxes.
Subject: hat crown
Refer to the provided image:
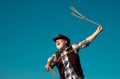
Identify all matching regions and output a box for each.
[58,34,67,38]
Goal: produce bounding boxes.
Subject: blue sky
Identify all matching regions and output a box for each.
[0,0,120,79]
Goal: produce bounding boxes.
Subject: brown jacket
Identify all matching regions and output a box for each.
[55,46,84,79]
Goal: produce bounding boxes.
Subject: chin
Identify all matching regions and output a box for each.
[57,46,63,50]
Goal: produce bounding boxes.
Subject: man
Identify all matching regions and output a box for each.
[45,26,103,79]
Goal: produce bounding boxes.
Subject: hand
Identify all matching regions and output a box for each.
[97,25,103,32]
[45,63,52,71]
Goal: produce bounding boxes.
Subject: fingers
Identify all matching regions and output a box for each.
[100,26,103,32]
[98,25,103,32]
[45,64,51,71]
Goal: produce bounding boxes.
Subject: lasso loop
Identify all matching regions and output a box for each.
[69,6,101,26]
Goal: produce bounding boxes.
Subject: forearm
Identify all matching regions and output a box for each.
[86,30,100,42]
[86,26,103,43]
[45,57,53,71]
[47,57,53,66]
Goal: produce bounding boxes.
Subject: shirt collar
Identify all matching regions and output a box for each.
[58,46,69,52]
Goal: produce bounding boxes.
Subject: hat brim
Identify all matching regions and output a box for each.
[53,37,68,42]
[53,36,70,46]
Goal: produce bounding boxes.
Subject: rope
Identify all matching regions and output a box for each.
[49,67,56,76]
[69,6,101,26]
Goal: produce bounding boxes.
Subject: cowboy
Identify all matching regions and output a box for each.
[45,26,103,79]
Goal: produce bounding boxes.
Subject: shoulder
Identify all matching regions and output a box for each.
[66,45,78,54]
[54,51,61,58]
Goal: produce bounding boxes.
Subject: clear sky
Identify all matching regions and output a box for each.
[0,0,120,79]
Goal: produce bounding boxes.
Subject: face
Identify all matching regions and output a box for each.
[55,39,67,50]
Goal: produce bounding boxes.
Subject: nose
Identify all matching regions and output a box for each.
[56,42,60,45]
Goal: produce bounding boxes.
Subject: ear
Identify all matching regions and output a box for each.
[65,40,68,44]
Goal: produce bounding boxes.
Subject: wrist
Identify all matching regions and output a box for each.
[47,62,51,66]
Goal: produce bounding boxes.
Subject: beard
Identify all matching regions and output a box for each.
[56,43,65,50]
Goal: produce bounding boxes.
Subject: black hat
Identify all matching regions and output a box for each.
[53,34,70,46]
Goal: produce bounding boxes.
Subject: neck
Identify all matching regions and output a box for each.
[60,46,67,52]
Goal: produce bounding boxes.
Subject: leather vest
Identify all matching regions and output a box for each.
[55,46,84,79]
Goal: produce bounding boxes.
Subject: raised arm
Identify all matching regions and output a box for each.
[86,26,103,43]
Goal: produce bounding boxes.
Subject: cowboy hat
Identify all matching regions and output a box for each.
[53,34,70,46]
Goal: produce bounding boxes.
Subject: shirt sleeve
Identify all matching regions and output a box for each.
[72,39,90,53]
[51,54,57,62]
[50,54,57,68]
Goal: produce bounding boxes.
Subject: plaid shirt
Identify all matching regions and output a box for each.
[51,39,90,79]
